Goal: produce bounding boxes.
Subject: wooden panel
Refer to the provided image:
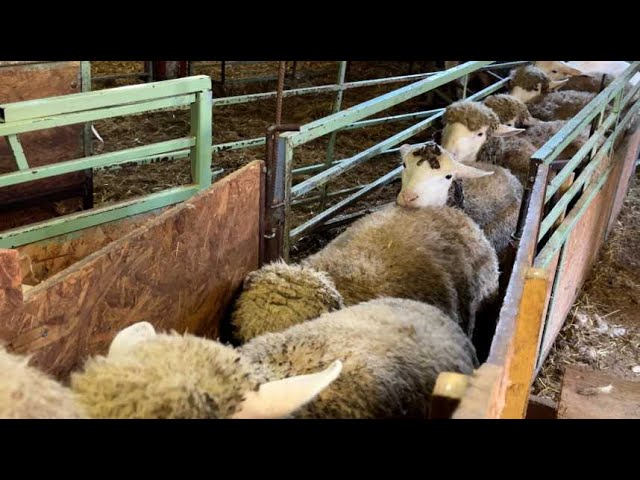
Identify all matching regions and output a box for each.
[0,61,87,231]
[501,268,550,419]
[0,161,263,380]
[525,395,558,419]
[607,119,640,236]
[430,372,470,419]
[451,363,504,419]
[558,365,640,419]
[17,208,168,284]
[0,249,23,320]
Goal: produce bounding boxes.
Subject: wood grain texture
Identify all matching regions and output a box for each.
[451,363,504,419]
[0,61,88,231]
[558,365,640,419]
[16,208,167,284]
[0,249,24,324]
[0,161,263,380]
[501,268,549,419]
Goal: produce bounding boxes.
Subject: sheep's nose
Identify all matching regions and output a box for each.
[397,191,419,206]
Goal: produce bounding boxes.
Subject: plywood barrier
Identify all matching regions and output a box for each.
[0,161,264,380]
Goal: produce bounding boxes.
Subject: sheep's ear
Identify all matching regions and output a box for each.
[108,322,157,358]
[549,79,569,90]
[561,63,584,76]
[399,144,414,157]
[231,360,343,419]
[452,160,494,179]
[493,124,525,137]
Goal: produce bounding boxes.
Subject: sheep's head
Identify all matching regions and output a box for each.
[483,94,534,127]
[73,324,343,419]
[509,65,568,102]
[441,101,524,163]
[231,261,344,343]
[534,61,585,80]
[396,142,493,208]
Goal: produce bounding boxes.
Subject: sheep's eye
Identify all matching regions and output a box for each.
[402,162,407,168]
[552,70,558,73]
[477,132,484,137]
[445,174,453,180]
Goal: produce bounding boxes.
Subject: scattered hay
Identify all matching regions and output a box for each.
[534,172,640,401]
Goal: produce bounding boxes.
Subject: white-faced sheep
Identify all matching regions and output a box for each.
[441,100,534,184]
[71,299,478,419]
[534,61,640,86]
[509,65,598,121]
[397,143,522,266]
[0,346,86,419]
[484,94,589,158]
[232,144,499,343]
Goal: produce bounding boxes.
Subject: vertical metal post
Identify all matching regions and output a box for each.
[263,125,299,265]
[462,74,469,99]
[275,61,286,125]
[80,61,92,157]
[190,90,213,189]
[319,61,348,210]
[144,61,154,82]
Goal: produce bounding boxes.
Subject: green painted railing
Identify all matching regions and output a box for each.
[273,61,517,257]
[0,75,213,248]
[507,60,640,374]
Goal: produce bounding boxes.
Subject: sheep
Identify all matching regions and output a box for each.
[484,94,589,158]
[508,65,597,121]
[0,345,86,419]
[534,61,640,86]
[232,144,499,343]
[398,143,522,266]
[71,298,478,419]
[441,100,535,184]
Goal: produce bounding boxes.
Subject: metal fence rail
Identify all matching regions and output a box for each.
[0,76,213,248]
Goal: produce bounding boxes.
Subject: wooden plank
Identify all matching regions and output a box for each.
[0,161,263,380]
[501,268,550,419]
[0,61,88,231]
[607,118,640,236]
[558,365,640,419]
[430,372,470,419]
[525,395,558,419]
[16,209,168,284]
[452,363,504,419]
[0,249,24,320]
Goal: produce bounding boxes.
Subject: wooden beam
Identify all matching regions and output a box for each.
[501,267,550,419]
[0,161,264,380]
[452,363,504,419]
[430,372,470,418]
[558,365,640,419]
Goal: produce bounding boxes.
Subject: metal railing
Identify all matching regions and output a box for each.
[0,76,213,248]
[265,61,532,259]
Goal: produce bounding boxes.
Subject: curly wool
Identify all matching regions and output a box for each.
[304,204,499,338]
[476,135,537,185]
[444,100,500,133]
[72,298,478,419]
[528,90,596,121]
[560,72,614,93]
[71,333,264,419]
[0,346,86,419]
[231,261,344,343]
[524,120,589,158]
[510,65,551,93]
[484,94,533,126]
[458,162,523,264]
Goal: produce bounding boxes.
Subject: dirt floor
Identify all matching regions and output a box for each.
[533,170,640,402]
[88,61,453,259]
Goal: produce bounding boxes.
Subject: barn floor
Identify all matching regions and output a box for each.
[89,61,445,260]
[533,169,640,402]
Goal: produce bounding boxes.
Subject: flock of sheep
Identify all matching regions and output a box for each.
[1,60,636,419]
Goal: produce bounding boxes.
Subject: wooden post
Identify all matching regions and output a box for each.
[451,363,504,419]
[430,372,470,418]
[501,267,550,419]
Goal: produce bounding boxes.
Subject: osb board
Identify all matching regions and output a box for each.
[558,365,640,419]
[607,120,640,236]
[0,161,263,380]
[17,208,168,284]
[0,61,86,231]
[0,250,22,321]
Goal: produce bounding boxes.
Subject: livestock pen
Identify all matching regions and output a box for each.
[0,60,638,417]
